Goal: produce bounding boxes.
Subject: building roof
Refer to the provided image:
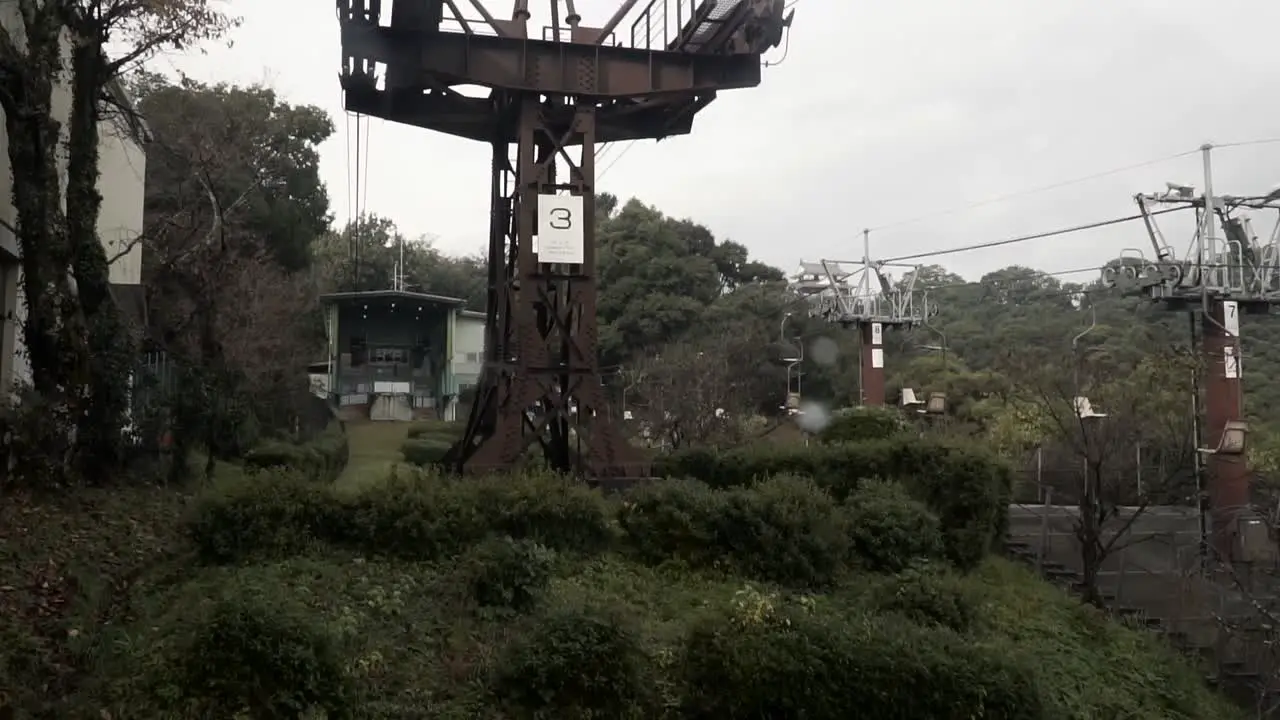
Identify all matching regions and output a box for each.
[320,289,466,306]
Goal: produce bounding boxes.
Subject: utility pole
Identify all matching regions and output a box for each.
[791,230,927,407]
[1103,142,1279,566]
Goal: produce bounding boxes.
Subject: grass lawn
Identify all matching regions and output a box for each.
[337,420,415,489]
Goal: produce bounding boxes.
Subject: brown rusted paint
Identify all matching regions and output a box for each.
[859,321,886,407]
[338,0,790,479]
[343,84,704,143]
[450,96,648,478]
[1202,301,1250,562]
[340,24,761,98]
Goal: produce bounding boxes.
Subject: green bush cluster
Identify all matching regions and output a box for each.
[654,436,1011,569]
[619,475,850,587]
[679,607,1043,719]
[844,479,944,572]
[402,420,463,466]
[401,436,454,466]
[461,536,555,612]
[815,406,909,444]
[620,476,944,586]
[868,563,978,633]
[187,470,335,563]
[243,420,349,482]
[493,605,653,719]
[188,468,614,565]
[175,595,355,718]
[407,419,462,440]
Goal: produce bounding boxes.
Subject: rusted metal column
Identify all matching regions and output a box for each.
[1202,300,1248,562]
[450,94,647,480]
[859,320,885,406]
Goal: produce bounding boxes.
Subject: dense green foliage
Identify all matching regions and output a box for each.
[243,420,351,482]
[816,406,911,444]
[656,436,1012,569]
[0,443,1246,718]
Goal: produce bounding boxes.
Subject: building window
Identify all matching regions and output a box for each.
[465,352,480,363]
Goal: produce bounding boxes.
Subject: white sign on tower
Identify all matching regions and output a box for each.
[1224,346,1240,379]
[536,193,584,264]
[1222,300,1240,336]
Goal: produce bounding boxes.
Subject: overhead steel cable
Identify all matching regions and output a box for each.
[879,207,1187,264]
[867,148,1201,233]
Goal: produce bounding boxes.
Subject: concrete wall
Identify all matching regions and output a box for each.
[454,311,485,389]
[0,12,147,398]
[97,111,146,285]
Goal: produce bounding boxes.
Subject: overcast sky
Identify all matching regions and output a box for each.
[165,0,1280,284]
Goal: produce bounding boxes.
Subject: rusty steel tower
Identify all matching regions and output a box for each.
[337,0,793,480]
[1102,144,1280,564]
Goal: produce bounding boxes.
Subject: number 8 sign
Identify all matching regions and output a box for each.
[536,193,584,264]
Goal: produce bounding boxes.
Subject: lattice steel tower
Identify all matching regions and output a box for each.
[337,0,793,481]
[1101,144,1280,562]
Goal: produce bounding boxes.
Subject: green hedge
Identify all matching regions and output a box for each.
[407,420,462,441]
[654,437,1011,570]
[619,476,850,588]
[401,437,453,466]
[679,608,1043,719]
[844,479,945,573]
[460,536,555,613]
[868,564,978,633]
[493,605,653,718]
[243,420,349,483]
[816,406,909,444]
[187,469,615,565]
[175,595,354,718]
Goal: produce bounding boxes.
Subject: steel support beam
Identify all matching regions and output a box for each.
[340,23,762,97]
[447,93,648,480]
[858,320,885,406]
[343,85,707,144]
[1202,300,1249,562]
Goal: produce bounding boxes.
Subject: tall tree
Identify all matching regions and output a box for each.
[131,72,333,272]
[0,0,235,481]
[135,75,329,480]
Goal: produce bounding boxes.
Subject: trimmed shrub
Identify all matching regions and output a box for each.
[467,473,616,555]
[177,595,354,718]
[493,605,652,718]
[619,476,849,587]
[407,419,462,440]
[845,479,945,573]
[680,608,1043,719]
[401,437,453,466]
[617,478,722,566]
[186,470,336,563]
[189,467,614,565]
[244,420,349,483]
[461,536,555,612]
[816,406,908,444]
[868,564,977,633]
[714,475,850,587]
[656,436,1011,569]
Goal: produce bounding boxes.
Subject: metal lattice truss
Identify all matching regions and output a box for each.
[1101,185,1280,302]
[790,259,929,326]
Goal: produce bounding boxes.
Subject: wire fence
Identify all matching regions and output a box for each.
[1009,489,1280,714]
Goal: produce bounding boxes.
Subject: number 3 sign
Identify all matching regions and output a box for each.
[537,193,584,264]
